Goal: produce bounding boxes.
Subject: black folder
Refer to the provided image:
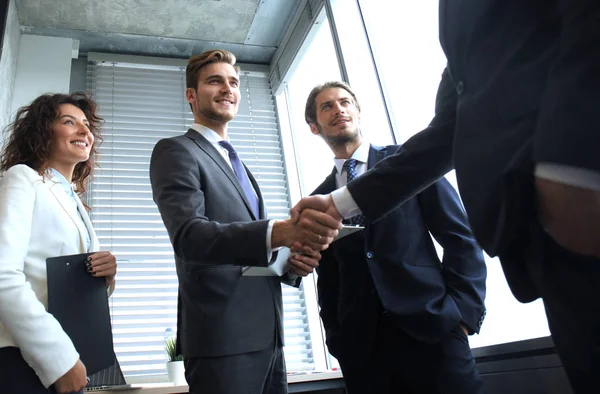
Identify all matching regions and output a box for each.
[46,253,115,375]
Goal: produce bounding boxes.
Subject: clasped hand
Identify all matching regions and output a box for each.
[273,205,343,276]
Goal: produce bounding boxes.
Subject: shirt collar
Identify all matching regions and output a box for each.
[190,123,229,143]
[334,142,369,174]
[50,168,75,198]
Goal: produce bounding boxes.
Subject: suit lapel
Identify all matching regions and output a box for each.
[185,129,258,220]
[312,167,337,195]
[47,179,89,253]
[367,144,387,170]
[74,194,99,252]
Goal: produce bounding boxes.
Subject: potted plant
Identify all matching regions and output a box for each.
[165,335,186,385]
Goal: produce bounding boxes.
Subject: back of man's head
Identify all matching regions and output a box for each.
[304,81,361,125]
[186,49,241,90]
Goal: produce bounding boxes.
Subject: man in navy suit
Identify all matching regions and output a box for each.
[305,82,487,394]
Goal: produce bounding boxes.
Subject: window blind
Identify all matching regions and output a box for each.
[86,59,315,380]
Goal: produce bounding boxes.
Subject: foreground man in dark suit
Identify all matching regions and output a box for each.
[307,82,487,394]
[293,3,600,392]
[150,49,340,394]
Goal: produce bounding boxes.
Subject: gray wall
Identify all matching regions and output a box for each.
[0,0,21,135]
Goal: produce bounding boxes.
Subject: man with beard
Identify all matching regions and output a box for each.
[305,81,487,394]
[149,50,341,394]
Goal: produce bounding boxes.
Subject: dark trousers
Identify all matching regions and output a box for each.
[184,336,287,394]
[0,346,83,394]
[527,226,600,393]
[338,322,483,394]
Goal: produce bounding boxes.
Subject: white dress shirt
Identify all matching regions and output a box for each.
[190,123,276,261]
[50,168,91,252]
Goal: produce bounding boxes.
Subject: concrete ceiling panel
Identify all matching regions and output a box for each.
[16,0,260,43]
[14,0,302,63]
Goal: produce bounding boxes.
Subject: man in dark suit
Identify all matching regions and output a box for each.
[149,49,340,394]
[293,2,600,392]
[306,82,486,394]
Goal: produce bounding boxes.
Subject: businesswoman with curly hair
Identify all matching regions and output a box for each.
[0,92,117,394]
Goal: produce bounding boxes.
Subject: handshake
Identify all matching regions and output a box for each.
[271,194,345,277]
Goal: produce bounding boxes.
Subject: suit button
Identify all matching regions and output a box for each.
[456,81,465,95]
[366,251,374,259]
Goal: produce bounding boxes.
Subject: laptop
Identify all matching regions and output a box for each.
[85,357,136,392]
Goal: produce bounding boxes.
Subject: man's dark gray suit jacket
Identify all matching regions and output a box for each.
[149,129,297,359]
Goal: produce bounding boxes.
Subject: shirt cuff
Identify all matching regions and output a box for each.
[331,187,362,219]
[535,163,600,192]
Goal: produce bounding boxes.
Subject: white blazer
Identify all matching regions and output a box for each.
[0,164,100,388]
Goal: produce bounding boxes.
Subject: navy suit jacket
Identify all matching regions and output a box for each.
[346,1,600,303]
[313,144,486,366]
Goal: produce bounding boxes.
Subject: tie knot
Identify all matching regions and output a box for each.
[342,158,358,173]
[342,159,360,183]
[218,140,236,155]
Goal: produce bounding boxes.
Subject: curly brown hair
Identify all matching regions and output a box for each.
[0,92,103,195]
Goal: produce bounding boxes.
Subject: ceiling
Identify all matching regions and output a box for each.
[14,0,301,64]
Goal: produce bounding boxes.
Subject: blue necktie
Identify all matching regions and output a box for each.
[342,159,365,226]
[218,140,260,219]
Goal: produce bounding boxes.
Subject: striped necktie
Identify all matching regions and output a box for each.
[342,159,365,226]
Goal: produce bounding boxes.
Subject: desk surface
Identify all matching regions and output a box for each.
[97,371,343,394]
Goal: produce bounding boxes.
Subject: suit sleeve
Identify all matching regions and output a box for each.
[316,249,343,358]
[149,138,271,267]
[347,67,457,222]
[534,2,600,174]
[0,166,79,388]
[417,178,487,333]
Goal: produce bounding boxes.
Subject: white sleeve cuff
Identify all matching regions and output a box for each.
[535,163,600,191]
[331,187,362,219]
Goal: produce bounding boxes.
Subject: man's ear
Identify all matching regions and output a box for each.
[185,88,196,105]
[309,123,320,136]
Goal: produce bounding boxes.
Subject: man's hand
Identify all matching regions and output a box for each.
[288,243,322,277]
[272,208,342,251]
[54,359,87,394]
[291,194,343,223]
[536,177,600,258]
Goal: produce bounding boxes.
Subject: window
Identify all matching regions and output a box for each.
[87,56,318,381]
[274,8,346,371]
[280,10,343,196]
[326,0,394,146]
[357,0,551,348]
